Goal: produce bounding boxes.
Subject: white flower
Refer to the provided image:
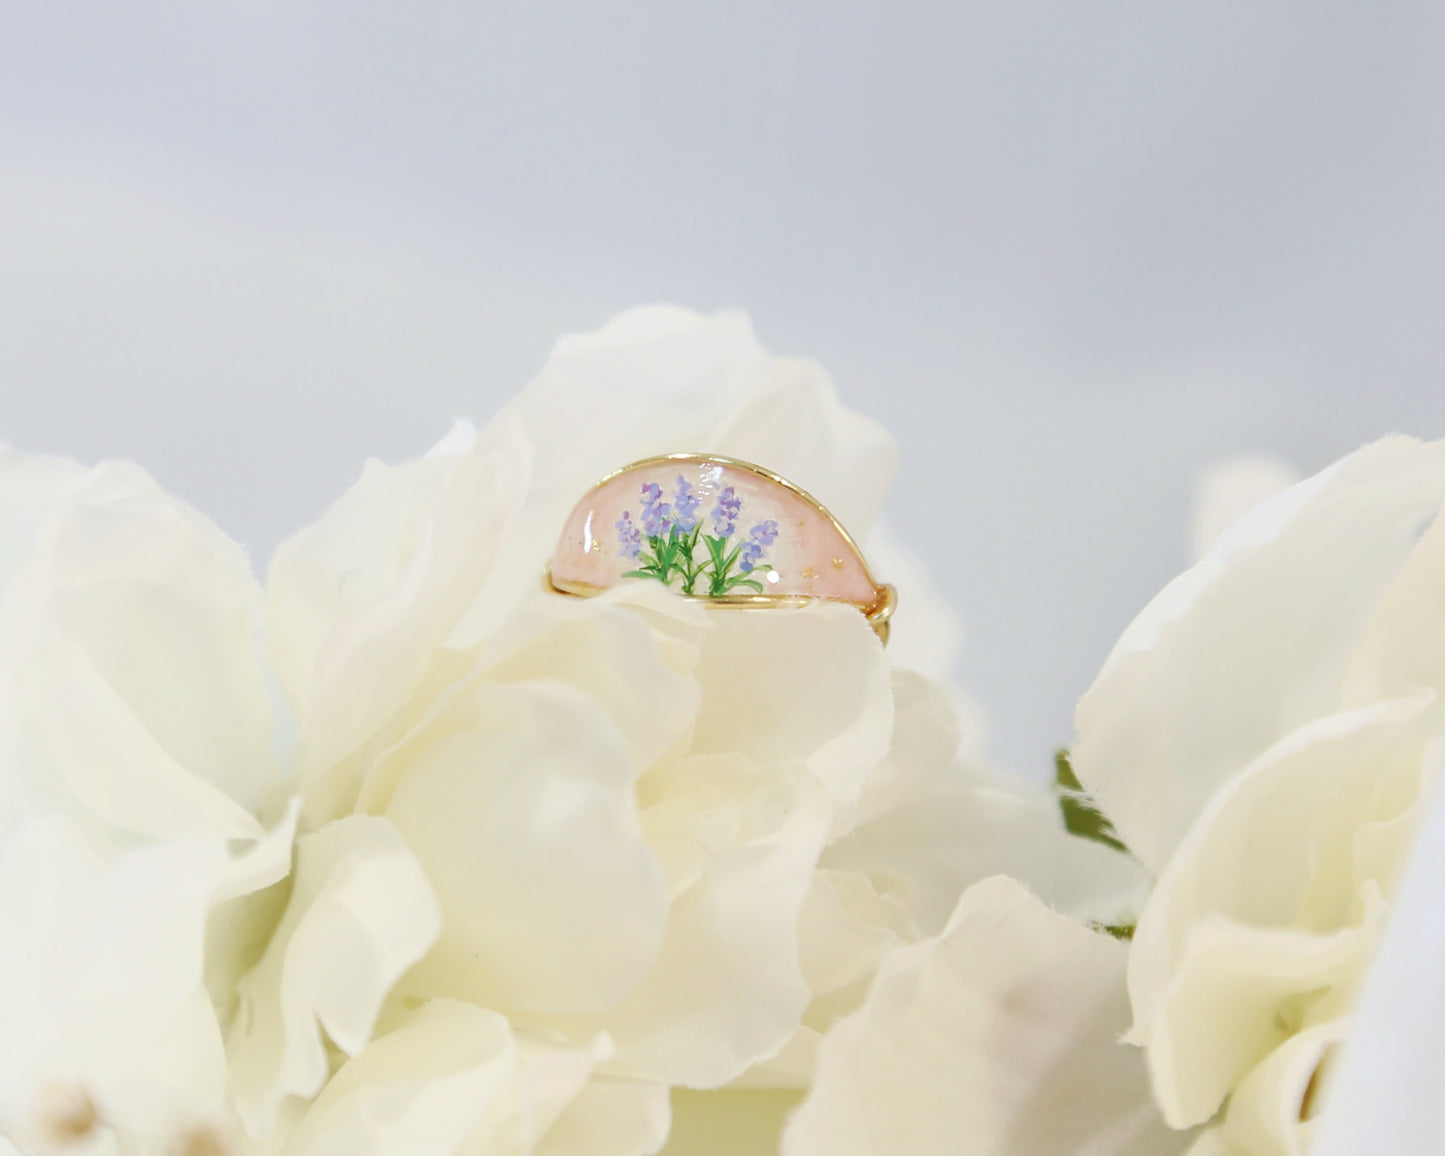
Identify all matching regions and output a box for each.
[2,306,1150,1155]
[1073,436,1445,1154]
[232,309,909,1153]
[0,449,297,1151]
[237,308,1153,1153]
[782,876,1187,1156]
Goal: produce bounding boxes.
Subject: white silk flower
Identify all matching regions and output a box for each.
[1073,436,1445,1156]
[2,307,1156,1156]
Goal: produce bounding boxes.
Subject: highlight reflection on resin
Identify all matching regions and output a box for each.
[548,455,895,637]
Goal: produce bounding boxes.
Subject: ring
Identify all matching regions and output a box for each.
[546,453,897,642]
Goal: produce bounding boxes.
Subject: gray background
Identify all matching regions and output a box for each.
[1,2,1442,780]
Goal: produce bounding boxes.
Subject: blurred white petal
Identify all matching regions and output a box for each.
[1078,433,1445,1148]
[1341,491,1445,707]
[1127,694,1432,1124]
[0,451,282,830]
[783,876,1188,1156]
[862,519,967,700]
[15,641,264,842]
[706,360,896,538]
[0,818,236,1144]
[1311,742,1445,1156]
[1189,455,1302,564]
[662,1088,805,1155]
[538,1079,672,1156]
[1075,435,1445,872]
[828,673,1143,935]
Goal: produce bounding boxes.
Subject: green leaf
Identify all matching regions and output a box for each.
[703,536,729,595]
[1053,749,1129,855]
[722,575,765,594]
[703,535,722,563]
[1091,920,1136,941]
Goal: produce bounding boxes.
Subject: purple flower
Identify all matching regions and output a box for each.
[710,486,742,536]
[615,510,641,558]
[671,475,702,533]
[640,481,670,537]
[739,519,779,572]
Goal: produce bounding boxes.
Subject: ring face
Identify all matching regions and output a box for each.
[547,454,895,636]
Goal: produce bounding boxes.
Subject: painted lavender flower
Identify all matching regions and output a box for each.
[671,475,702,533]
[639,481,671,537]
[615,511,641,559]
[711,486,741,537]
[617,476,775,596]
[739,520,779,572]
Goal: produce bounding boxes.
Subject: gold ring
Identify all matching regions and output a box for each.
[546,453,896,642]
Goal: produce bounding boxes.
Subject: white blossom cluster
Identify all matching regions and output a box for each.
[0,309,1149,1156]
[2,307,1436,1156]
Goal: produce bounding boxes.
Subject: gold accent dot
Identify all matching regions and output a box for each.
[801,567,816,580]
[831,557,844,570]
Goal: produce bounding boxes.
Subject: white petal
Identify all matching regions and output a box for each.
[706,359,896,540]
[465,590,702,772]
[285,1001,613,1156]
[1184,1131,1249,1156]
[1127,695,1433,1051]
[267,415,532,818]
[206,798,304,1020]
[536,757,831,1088]
[1342,495,1445,706]
[14,641,263,841]
[0,454,281,824]
[538,1079,672,1156]
[662,1088,805,1156]
[382,681,668,1016]
[0,446,88,597]
[283,999,518,1156]
[783,876,1191,1156]
[1304,739,1445,1156]
[690,602,893,828]
[1134,915,1377,1130]
[796,869,914,1001]
[0,817,234,1142]
[848,670,960,828]
[1215,1020,1345,1156]
[1190,455,1302,564]
[1074,435,1445,872]
[229,815,442,1138]
[830,671,1142,936]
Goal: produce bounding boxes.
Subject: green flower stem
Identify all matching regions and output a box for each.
[624,524,768,598]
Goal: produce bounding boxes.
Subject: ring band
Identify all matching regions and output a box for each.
[546,453,896,642]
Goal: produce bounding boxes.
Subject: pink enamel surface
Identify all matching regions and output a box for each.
[550,459,878,604]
